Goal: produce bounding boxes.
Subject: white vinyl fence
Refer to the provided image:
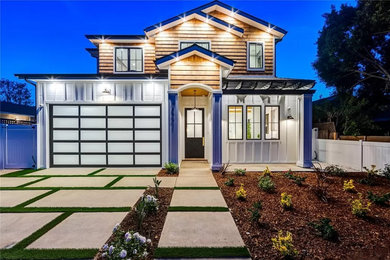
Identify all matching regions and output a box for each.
[313,138,390,171]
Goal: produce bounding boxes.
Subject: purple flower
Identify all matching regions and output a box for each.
[146,239,152,244]
[101,252,107,258]
[133,249,137,255]
[102,244,108,251]
[108,245,115,255]
[113,223,120,233]
[119,249,127,258]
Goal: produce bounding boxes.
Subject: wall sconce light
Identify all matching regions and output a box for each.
[102,88,111,94]
[287,107,294,119]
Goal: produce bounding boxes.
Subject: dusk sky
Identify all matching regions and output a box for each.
[1,0,355,102]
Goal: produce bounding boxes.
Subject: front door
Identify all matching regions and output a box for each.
[185,108,204,158]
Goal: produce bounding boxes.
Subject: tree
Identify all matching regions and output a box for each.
[0,79,33,105]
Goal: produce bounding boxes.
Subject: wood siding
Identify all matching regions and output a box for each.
[170,56,220,89]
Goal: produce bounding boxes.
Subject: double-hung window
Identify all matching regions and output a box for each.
[115,47,143,73]
[246,106,261,139]
[265,106,280,140]
[247,42,264,70]
[228,106,243,140]
[179,41,210,50]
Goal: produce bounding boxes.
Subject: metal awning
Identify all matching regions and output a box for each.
[222,78,315,95]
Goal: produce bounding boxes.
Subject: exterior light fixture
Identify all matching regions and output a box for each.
[287,107,294,119]
[191,90,199,111]
[102,88,111,94]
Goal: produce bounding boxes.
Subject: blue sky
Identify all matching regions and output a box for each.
[1,0,355,101]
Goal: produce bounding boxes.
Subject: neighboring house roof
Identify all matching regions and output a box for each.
[15,73,168,80]
[155,44,235,69]
[0,102,35,116]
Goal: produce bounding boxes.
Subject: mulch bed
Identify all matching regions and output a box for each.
[94,187,174,260]
[157,169,178,177]
[214,171,390,260]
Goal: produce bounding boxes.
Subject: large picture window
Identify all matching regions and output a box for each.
[265,106,280,140]
[180,41,210,50]
[246,106,261,139]
[247,42,264,70]
[228,106,243,140]
[115,47,143,73]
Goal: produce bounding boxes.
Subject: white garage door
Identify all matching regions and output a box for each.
[49,104,161,167]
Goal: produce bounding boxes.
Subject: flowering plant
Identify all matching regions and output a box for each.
[101,224,151,259]
[263,166,272,177]
[351,193,371,217]
[271,230,299,257]
[136,195,159,229]
[280,192,293,210]
[343,179,355,192]
[236,183,247,200]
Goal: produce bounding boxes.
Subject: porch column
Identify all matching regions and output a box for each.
[212,92,222,171]
[168,92,179,164]
[297,94,313,168]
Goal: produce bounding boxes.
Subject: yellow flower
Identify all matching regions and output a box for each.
[236,183,247,200]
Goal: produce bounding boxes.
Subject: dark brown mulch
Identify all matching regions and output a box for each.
[157,169,178,177]
[214,172,390,260]
[94,188,174,260]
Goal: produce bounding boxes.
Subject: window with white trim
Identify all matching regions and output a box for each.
[246,106,261,139]
[228,106,243,140]
[115,47,143,72]
[265,106,279,139]
[180,41,210,50]
[247,42,264,70]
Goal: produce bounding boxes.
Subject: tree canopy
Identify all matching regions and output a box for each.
[0,79,33,105]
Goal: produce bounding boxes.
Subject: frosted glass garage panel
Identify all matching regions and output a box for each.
[53,118,78,128]
[135,131,160,141]
[53,106,78,116]
[81,143,106,153]
[108,155,133,165]
[108,143,133,153]
[108,118,132,128]
[80,130,106,140]
[81,155,106,165]
[107,106,133,116]
[81,118,106,128]
[80,106,106,116]
[134,106,160,116]
[108,131,133,140]
[53,143,79,153]
[53,155,79,165]
[135,143,160,153]
[53,130,78,141]
[135,154,160,165]
[135,118,160,129]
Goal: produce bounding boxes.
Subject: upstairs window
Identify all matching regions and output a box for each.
[265,106,280,140]
[247,42,264,70]
[115,47,143,73]
[228,106,243,140]
[179,41,210,50]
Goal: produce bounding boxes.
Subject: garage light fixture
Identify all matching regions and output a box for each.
[287,107,294,119]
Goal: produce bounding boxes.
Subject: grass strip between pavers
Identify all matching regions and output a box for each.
[104,176,124,187]
[88,168,105,175]
[12,212,73,250]
[0,186,147,191]
[0,207,130,213]
[168,206,229,212]
[14,189,60,208]
[0,248,97,259]
[174,186,220,190]
[25,174,157,178]
[17,177,49,188]
[154,247,250,258]
[1,169,43,177]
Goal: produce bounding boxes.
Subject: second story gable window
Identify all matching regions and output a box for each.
[115,47,143,73]
[179,41,210,50]
[247,42,264,71]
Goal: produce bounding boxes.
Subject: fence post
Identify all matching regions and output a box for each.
[359,140,363,171]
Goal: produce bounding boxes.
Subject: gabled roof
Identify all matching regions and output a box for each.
[155,44,235,70]
[144,0,287,38]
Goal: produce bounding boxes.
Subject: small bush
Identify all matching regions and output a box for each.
[324,165,346,176]
[359,165,378,185]
[271,230,299,258]
[284,169,306,186]
[136,195,159,229]
[153,177,162,198]
[263,166,272,177]
[380,164,390,179]
[367,191,390,206]
[311,163,331,202]
[236,183,247,200]
[308,218,338,241]
[258,175,275,193]
[343,179,355,192]
[164,162,179,174]
[224,177,235,186]
[248,201,262,223]
[351,193,371,218]
[280,192,293,210]
[234,168,246,176]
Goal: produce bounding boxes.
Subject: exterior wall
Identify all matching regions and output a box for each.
[36,80,168,168]
[169,56,221,89]
[222,95,299,164]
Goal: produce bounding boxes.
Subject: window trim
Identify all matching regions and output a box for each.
[113,46,144,74]
[247,41,265,71]
[227,105,244,140]
[178,40,211,50]
[246,105,262,140]
[264,105,280,140]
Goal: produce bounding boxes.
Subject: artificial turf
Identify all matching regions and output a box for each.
[154,247,250,258]
[168,206,229,212]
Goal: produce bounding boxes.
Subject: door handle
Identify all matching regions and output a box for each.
[202,137,205,146]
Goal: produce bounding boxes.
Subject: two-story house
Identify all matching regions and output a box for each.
[16,0,315,170]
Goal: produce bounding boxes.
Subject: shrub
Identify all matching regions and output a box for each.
[343,179,355,192]
[351,193,371,218]
[248,201,262,223]
[360,165,378,185]
[101,224,151,259]
[263,166,272,177]
[153,177,162,198]
[284,170,306,186]
[367,191,390,206]
[258,175,275,193]
[224,177,235,186]
[380,164,390,179]
[236,184,247,200]
[164,162,179,174]
[308,218,338,241]
[234,168,246,176]
[311,163,331,202]
[271,230,299,258]
[136,195,159,229]
[280,192,293,210]
[324,165,346,176]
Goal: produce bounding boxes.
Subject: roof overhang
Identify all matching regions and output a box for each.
[155,44,235,71]
[15,73,168,81]
[85,35,149,46]
[222,78,315,95]
[144,10,244,38]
